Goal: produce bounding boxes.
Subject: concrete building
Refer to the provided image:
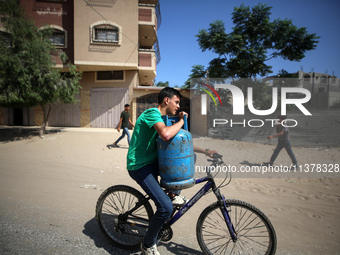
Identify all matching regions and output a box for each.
[0,0,178,128]
[298,71,340,109]
[265,71,340,109]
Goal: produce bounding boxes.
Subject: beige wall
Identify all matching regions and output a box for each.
[190,94,208,136]
[74,0,139,70]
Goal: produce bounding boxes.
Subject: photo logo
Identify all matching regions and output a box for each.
[192,78,314,129]
[200,83,311,116]
[213,84,311,116]
[199,82,222,115]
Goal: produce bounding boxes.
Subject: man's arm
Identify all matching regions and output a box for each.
[154,112,187,141]
[129,118,134,128]
[117,118,123,132]
[267,130,284,140]
[154,119,184,142]
[193,146,218,158]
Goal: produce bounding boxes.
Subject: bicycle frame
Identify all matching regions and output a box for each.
[119,163,238,242]
[167,174,237,241]
[168,176,213,225]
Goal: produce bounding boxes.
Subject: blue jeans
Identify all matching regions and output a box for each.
[270,139,298,166]
[115,127,131,145]
[128,162,173,247]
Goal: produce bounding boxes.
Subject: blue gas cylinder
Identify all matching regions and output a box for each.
[157,115,195,190]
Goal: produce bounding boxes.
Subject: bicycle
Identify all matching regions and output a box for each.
[96,154,277,254]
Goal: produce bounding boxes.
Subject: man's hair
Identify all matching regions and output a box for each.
[278,115,286,120]
[124,104,130,107]
[158,87,182,104]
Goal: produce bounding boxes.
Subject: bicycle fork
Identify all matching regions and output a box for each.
[215,190,238,242]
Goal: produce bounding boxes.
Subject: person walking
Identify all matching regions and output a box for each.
[267,115,298,169]
[113,104,134,147]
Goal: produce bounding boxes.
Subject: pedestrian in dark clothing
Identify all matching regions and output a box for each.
[113,104,134,147]
[267,115,298,168]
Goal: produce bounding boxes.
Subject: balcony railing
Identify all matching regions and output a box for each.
[155,1,161,29]
[139,39,160,65]
[153,38,160,64]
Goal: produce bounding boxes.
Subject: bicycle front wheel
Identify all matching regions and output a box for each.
[96,185,154,250]
[197,199,277,255]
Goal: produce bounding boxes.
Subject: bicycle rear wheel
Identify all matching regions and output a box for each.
[197,199,277,255]
[96,185,154,250]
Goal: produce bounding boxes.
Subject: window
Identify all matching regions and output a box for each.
[37,0,67,2]
[48,29,66,47]
[321,76,328,84]
[94,26,118,43]
[97,71,124,81]
[318,87,325,93]
[303,74,310,83]
[0,31,11,47]
[331,76,336,84]
[40,26,67,48]
[91,21,122,45]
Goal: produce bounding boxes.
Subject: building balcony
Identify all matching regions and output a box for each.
[138,1,161,65]
[139,0,159,5]
[138,6,158,49]
[139,0,161,29]
[138,49,157,86]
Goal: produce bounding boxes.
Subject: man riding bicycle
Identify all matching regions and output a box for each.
[127,87,217,255]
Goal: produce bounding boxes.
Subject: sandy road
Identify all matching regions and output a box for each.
[0,127,339,254]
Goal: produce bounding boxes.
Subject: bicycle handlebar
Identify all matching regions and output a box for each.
[213,153,223,159]
[207,153,223,165]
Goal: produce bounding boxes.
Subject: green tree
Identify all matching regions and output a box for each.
[196,3,320,78]
[154,81,169,87]
[183,64,207,88]
[0,1,82,137]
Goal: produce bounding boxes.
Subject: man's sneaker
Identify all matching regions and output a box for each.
[171,195,187,207]
[289,165,298,172]
[141,242,160,255]
[262,162,272,167]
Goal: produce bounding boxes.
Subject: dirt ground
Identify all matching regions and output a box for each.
[0,126,339,254]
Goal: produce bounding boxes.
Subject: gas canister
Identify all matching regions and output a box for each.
[157,115,195,190]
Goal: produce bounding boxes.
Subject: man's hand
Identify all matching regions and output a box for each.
[117,127,121,132]
[206,150,218,158]
[193,146,218,158]
[178,111,188,120]
[267,135,272,140]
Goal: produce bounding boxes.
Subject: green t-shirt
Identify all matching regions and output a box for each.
[127,108,163,171]
[120,111,130,128]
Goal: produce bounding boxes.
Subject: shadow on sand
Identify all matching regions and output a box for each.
[0,127,62,143]
[83,217,201,255]
[240,160,264,167]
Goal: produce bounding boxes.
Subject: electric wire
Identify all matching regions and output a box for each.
[82,0,139,46]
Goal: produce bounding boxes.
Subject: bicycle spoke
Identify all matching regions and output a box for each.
[96,185,153,249]
[197,200,276,255]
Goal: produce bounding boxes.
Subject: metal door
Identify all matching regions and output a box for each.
[90,88,129,128]
[48,95,81,127]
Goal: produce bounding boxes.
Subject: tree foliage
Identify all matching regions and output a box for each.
[184,64,207,88]
[0,1,82,136]
[196,3,320,78]
[154,81,169,87]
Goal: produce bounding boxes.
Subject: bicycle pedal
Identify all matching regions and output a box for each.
[158,226,173,242]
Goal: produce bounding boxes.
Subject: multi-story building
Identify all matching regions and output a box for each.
[0,0,167,128]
